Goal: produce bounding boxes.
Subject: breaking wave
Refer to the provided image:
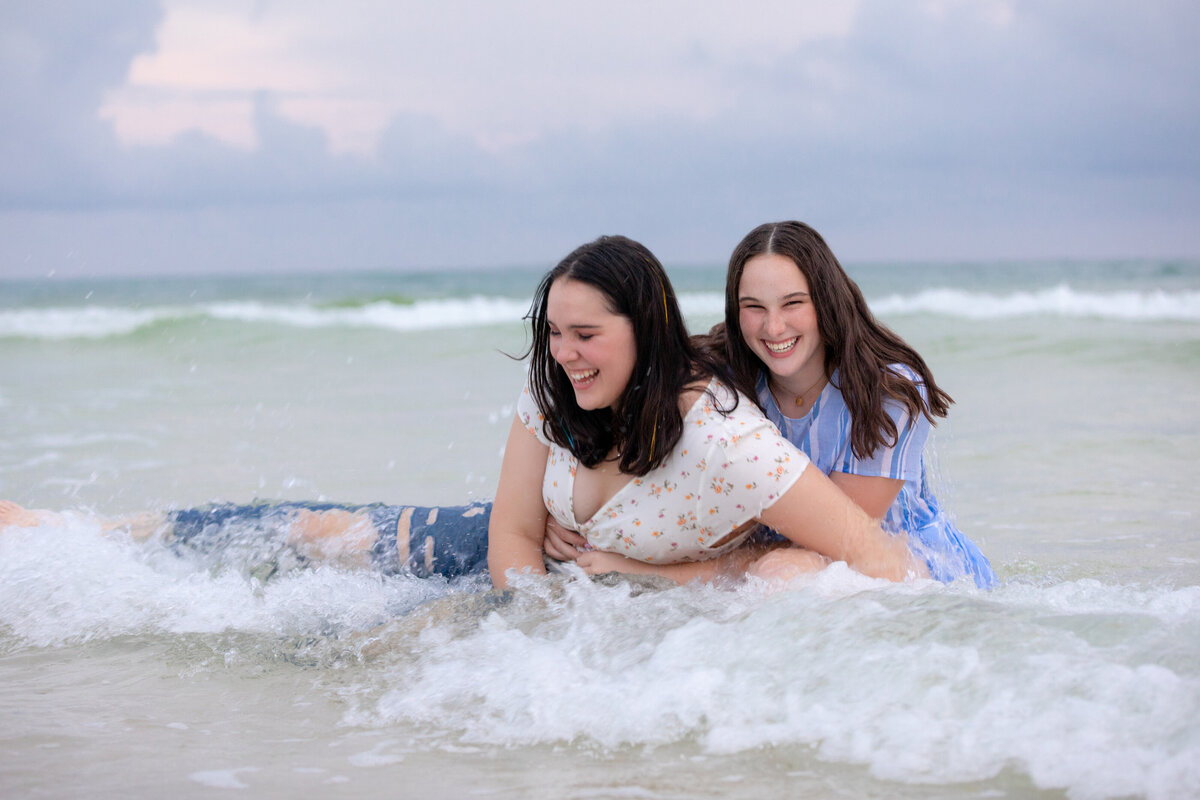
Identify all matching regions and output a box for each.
[2,285,1198,340]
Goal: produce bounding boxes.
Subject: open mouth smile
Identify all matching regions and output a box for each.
[567,368,599,385]
[763,337,798,355]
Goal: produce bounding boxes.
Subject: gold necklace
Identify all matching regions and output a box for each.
[780,373,827,409]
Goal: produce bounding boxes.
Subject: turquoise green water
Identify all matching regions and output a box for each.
[1,260,1199,798]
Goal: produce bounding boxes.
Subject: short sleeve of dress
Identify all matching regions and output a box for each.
[515,379,553,447]
[689,386,810,542]
[843,365,929,482]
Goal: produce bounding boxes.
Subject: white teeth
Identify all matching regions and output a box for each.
[765,337,798,353]
[568,369,598,382]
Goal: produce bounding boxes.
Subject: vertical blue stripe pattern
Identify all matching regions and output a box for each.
[757,366,997,588]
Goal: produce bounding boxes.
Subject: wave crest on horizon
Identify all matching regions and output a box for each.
[871,283,1200,321]
[2,285,1198,340]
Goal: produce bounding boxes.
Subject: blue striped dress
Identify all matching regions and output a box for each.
[756,365,997,588]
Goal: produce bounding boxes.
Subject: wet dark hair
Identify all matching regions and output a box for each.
[523,235,724,476]
[718,221,952,459]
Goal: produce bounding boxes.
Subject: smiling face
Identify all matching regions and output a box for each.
[737,253,825,389]
[546,277,638,411]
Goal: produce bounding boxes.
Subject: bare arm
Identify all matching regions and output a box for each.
[487,415,552,589]
[829,472,905,520]
[550,514,778,584]
[575,545,771,585]
[759,466,926,582]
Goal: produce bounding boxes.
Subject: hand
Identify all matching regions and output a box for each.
[575,549,648,576]
[747,547,830,581]
[543,516,588,561]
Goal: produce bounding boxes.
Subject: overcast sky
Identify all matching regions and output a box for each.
[2,0,1198,279]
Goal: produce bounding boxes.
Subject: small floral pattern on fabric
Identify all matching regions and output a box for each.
[517,379,809,563]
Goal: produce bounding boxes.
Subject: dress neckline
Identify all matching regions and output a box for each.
[764,368,838,423]
[568,378,716,529]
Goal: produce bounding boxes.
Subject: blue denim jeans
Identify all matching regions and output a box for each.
[167,501,492,578]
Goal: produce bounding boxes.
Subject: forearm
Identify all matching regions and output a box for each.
[762,467,926,582]
[579,544,767,585]
[844,521,927,582]
[829,472,904,521]
[488,531,547,589]
[813,509,925,582]
[657,547,769,584]
[489,415,554,589]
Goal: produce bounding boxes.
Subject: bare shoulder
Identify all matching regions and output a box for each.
[677,379,712,415]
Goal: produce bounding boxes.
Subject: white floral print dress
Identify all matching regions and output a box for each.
[516,378,810,563]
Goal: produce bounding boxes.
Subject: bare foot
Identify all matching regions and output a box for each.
[110,512,169,541]
[0,500,63,529]
[1,500,170,543]
[748,547,830,582]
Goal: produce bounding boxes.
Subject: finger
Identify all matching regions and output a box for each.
[544,527,570,552]
[560,528,588,548]
[545,536,579,561]
[546,518,587,548]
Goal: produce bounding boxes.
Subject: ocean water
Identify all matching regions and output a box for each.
[1,259,1199,799]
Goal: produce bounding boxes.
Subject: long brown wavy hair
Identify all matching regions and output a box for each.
[523,235,726,476]
[717,221,951,459]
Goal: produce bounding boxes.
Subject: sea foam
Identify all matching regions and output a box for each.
[362,570,1200,798]
[2,518,1198,799]
[0,518,458,648]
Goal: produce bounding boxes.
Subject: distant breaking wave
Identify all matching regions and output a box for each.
[871,284,1200,321]
[0,297,532,340]
[1,286,1198,340]
[204,297,533,331]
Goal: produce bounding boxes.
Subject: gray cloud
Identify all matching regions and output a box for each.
[0,1,162,207]
[1,1,1197,278]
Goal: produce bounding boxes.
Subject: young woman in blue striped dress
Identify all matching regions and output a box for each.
[720,221,995,587]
